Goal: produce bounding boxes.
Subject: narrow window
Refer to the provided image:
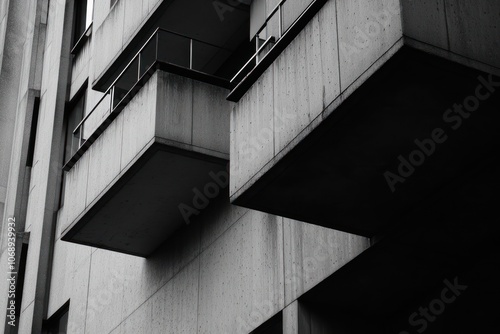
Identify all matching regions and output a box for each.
[26,97,40,167]
[14,238,28,321]
[42,302,69,334]
[73,0,93,47]
[64,86,87,164]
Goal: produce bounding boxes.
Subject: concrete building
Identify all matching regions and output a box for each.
[1,0,499,333]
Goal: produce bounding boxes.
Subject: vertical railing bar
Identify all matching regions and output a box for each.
[110,86,114,112]
[256,34,259,63]
[190,39,193,69]
[156,31,159,62]
[137,53,141,80]
[278,4,282,38]
[79,125,83,149]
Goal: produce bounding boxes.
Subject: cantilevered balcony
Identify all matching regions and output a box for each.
[229,0,500,237]
[59,29,233,256]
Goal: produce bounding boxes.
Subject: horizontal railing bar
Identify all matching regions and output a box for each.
[230,36,275,83]
[262,0,286,29]
[73,28,161,135]
[156,27,233,52]
[73,27,233,136]
[72,90,110,134]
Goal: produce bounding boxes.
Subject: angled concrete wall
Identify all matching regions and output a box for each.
[401,0,500,74]
[50,198,368,333]
[230,0,403,200]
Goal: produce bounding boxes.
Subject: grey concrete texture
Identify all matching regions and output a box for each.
[401,0,500,69]
[50,204,367,333]
[231,0,403,197]
[230,0,500,203]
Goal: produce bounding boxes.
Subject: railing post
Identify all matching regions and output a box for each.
[79,123,83,148]
[190,39,193,70]
[156,31,159,61]
[256,35,259,63]
[278,3,282,38]
[137,53,141,80]
[110,86,115,111]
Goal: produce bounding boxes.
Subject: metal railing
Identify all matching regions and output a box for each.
[67,28,231,168]
[231,0,315,86]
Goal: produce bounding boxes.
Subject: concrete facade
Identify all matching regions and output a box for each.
[231,0,403,199]
[1,0,499,333]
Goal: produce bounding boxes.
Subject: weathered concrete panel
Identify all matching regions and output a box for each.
[93,1,124,84]
[318,0,340,107]
[198,211,284,333]
[93,0,111,31]
[70,39,91,98]
[283,219,369,305]
[120,299,153,334]
[156,71,193,146]
[59,151,90,232]
[149,259,199,333]
[230,67,274,195]
[400,0,448,50]
[120,72,157,169]
[86,110,123,203]
[122,0,147,49]
[445,0,500,69]
[282,0,314,32]
[120,221,200,319]
[273,26,310,154]
[47,241,91,316]
[47,242,91,334]
[192,81,231,154]
[199,197,248,251]
[337,0,402,89]
[84,250,128,334]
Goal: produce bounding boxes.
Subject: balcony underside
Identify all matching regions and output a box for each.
[232,47,500,237]
[61,142,226,257]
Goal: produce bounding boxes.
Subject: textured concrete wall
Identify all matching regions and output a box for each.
[230,0,403,199]
[92,0,163,84]
[0,0,9,74]
[50,199,368,333]
[401,0,500,73]
[1,1,371,333]
[10,0,71,331]
[0,0,43,330]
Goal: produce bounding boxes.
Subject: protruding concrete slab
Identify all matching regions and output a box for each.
[232,47,500,237]
[59,71,231,256]
[62,143,227,256]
